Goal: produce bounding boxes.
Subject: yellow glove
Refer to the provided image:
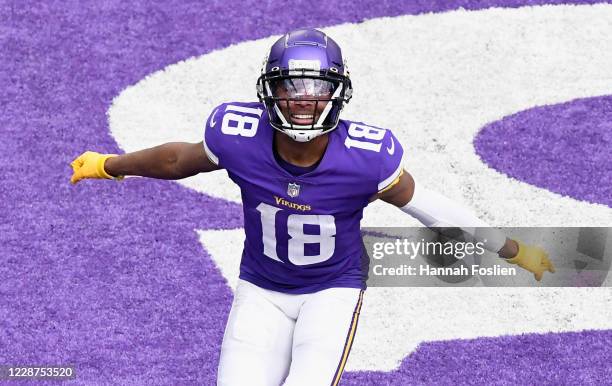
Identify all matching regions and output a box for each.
[506,241,555,281]
[70,151,122,184]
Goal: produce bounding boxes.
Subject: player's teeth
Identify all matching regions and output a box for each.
[293,114,313,118]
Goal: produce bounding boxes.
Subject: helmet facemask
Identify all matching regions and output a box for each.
[257,68,352,142]
[256,29,353,142]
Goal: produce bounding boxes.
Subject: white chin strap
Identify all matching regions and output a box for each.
[281,128,326,142]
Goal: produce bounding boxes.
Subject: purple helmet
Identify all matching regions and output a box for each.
[256,29,353,142]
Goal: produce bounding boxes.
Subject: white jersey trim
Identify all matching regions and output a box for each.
[377,161,403,192]
[203,136,219,166]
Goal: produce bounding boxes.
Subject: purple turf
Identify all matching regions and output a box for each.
[475,96,612,208]
[1,0,611,384]
[343,329,612,385]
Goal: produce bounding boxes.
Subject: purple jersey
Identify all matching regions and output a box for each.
[203,102,403,294]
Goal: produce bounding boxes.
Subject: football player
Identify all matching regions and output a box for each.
[70,28,554,386]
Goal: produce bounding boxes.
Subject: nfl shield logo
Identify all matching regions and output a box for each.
[287,183,300,198]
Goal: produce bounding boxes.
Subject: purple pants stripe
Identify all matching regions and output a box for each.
[331,290,365,386]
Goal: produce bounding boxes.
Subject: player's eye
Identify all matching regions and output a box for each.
[272,78,337,99]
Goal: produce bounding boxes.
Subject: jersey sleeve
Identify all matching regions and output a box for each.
[202,104,224,168]
[377,129,404,193]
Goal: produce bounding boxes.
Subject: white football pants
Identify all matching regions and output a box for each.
[217,279,364,386]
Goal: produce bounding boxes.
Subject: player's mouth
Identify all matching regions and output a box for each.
[290,113,317,125]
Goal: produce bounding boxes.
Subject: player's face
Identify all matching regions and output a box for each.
[272,78,336,126]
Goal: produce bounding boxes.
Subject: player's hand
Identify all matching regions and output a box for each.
[505,241,555,281]
[70,151,120,184]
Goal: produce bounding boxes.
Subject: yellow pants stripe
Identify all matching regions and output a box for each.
[331,290,364,386]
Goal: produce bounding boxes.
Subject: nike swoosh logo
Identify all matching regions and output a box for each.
[386,137,395,155]
[210,108,219,127]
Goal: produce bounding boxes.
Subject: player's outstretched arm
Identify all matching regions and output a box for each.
[70,142,218,184]
[376,170,555,281]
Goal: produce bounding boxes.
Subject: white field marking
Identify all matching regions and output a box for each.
[197,229,242,290]
[109,4,612,372]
